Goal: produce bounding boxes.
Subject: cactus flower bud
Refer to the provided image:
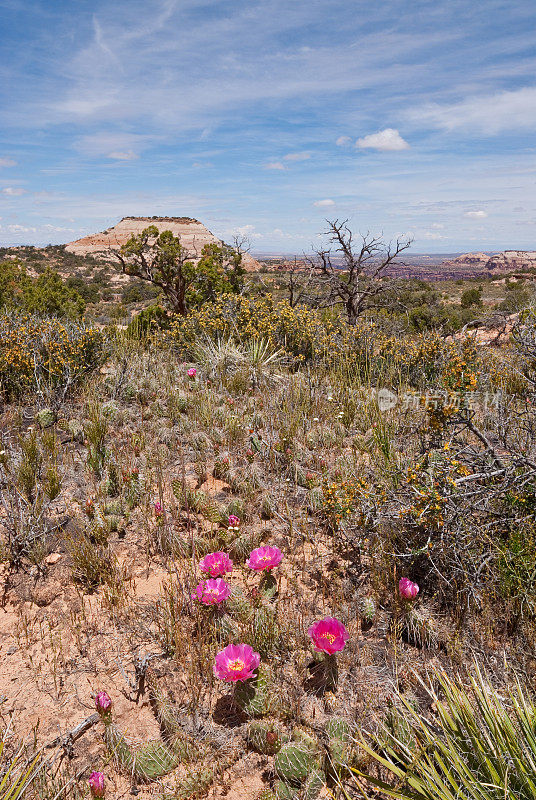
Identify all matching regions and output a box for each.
[399,577,419,600]
[89,772,105,798]
[228,514,240,531]
[95,691,112,716]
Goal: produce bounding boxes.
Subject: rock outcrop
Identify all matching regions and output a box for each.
[65,217,260,270]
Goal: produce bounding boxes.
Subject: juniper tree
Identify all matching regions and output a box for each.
[112,226,245,316]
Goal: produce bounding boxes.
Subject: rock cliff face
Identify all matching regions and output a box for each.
[65,217,260,270]
[486,250,536,271]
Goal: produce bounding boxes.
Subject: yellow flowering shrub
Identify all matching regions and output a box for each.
[0,312,106,399]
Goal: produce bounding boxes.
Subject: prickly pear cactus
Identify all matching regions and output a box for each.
[274,741,319,785]
[214,612,240,642]
[256,790,278,800]
[234,663,281,718]
[104,723,179,780]
[227,586,254,623]
[302,768,325,799]
[173,765,214,799]
[149,686,207,762]
[273,781,298,799]
[252,605,279,656]
[324,716,353,779]
[36,408,56,429]
[246,720,284,755]
[230,530,262,562]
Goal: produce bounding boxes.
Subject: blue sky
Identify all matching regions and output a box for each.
[0,0,535,254]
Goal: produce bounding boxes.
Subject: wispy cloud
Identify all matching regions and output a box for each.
[264,161,286,170]
[0,157,16,167]
[409,86,536,134]
[314,199,335,207]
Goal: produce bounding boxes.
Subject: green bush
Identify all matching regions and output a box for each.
[0,261,85,319]
[0,312,106,400]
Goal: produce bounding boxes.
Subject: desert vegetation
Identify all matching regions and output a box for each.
[2,223,536,799]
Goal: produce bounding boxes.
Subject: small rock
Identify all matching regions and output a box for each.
[6,646,17,655]
[46,553,62,565]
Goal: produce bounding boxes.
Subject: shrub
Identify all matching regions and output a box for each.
[170,295,344,361]
[0,312,106,400]
[0,262,86,319]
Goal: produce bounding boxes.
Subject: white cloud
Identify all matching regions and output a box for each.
[107,150,139,160]
[0,158,16,167]
[465,210,488,219]
[409,87,536,134]
[313,199,335,207]
[2,187,26,196]
[336,136,351,146]
[356,128,410,151]
[231,224,262,239]
[264,161,286,170]
[5,224,37,233]
[283,152,310,162]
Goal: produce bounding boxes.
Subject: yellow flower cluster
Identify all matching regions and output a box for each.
[0,313,104,399]
[405,454,468,529]
[322,476,368,528]
[169,296,346,360]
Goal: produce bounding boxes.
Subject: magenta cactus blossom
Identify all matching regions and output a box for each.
[247,545,283,572]
[199,551,233,578]
[194,578,231,605]
[213,643,260,682]
[399,577,419,599]
[228,514,240,529]
[187,367,197,378]
[308,618,349,654]
[154,501,163,517]
[89,772,105,798]
[95,691,112,716]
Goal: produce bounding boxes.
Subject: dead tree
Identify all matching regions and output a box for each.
[308,219,412,325]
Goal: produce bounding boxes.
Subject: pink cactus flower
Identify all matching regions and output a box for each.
[154,501,163,517]
[95,691,112,715]
[247,546,283,572]
[194,578,231,605]
[308,618,349,654]
[200,552,233,578]
[228,514,240,529]
[213,643,260,682]
[89,772,105,798]
[399,577,419,600]
[187,367,197,378]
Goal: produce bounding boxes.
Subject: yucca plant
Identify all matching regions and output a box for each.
[241,338,286,391]
[0,728,41,800]
[193,336,244,381]
[350,664,536,800]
